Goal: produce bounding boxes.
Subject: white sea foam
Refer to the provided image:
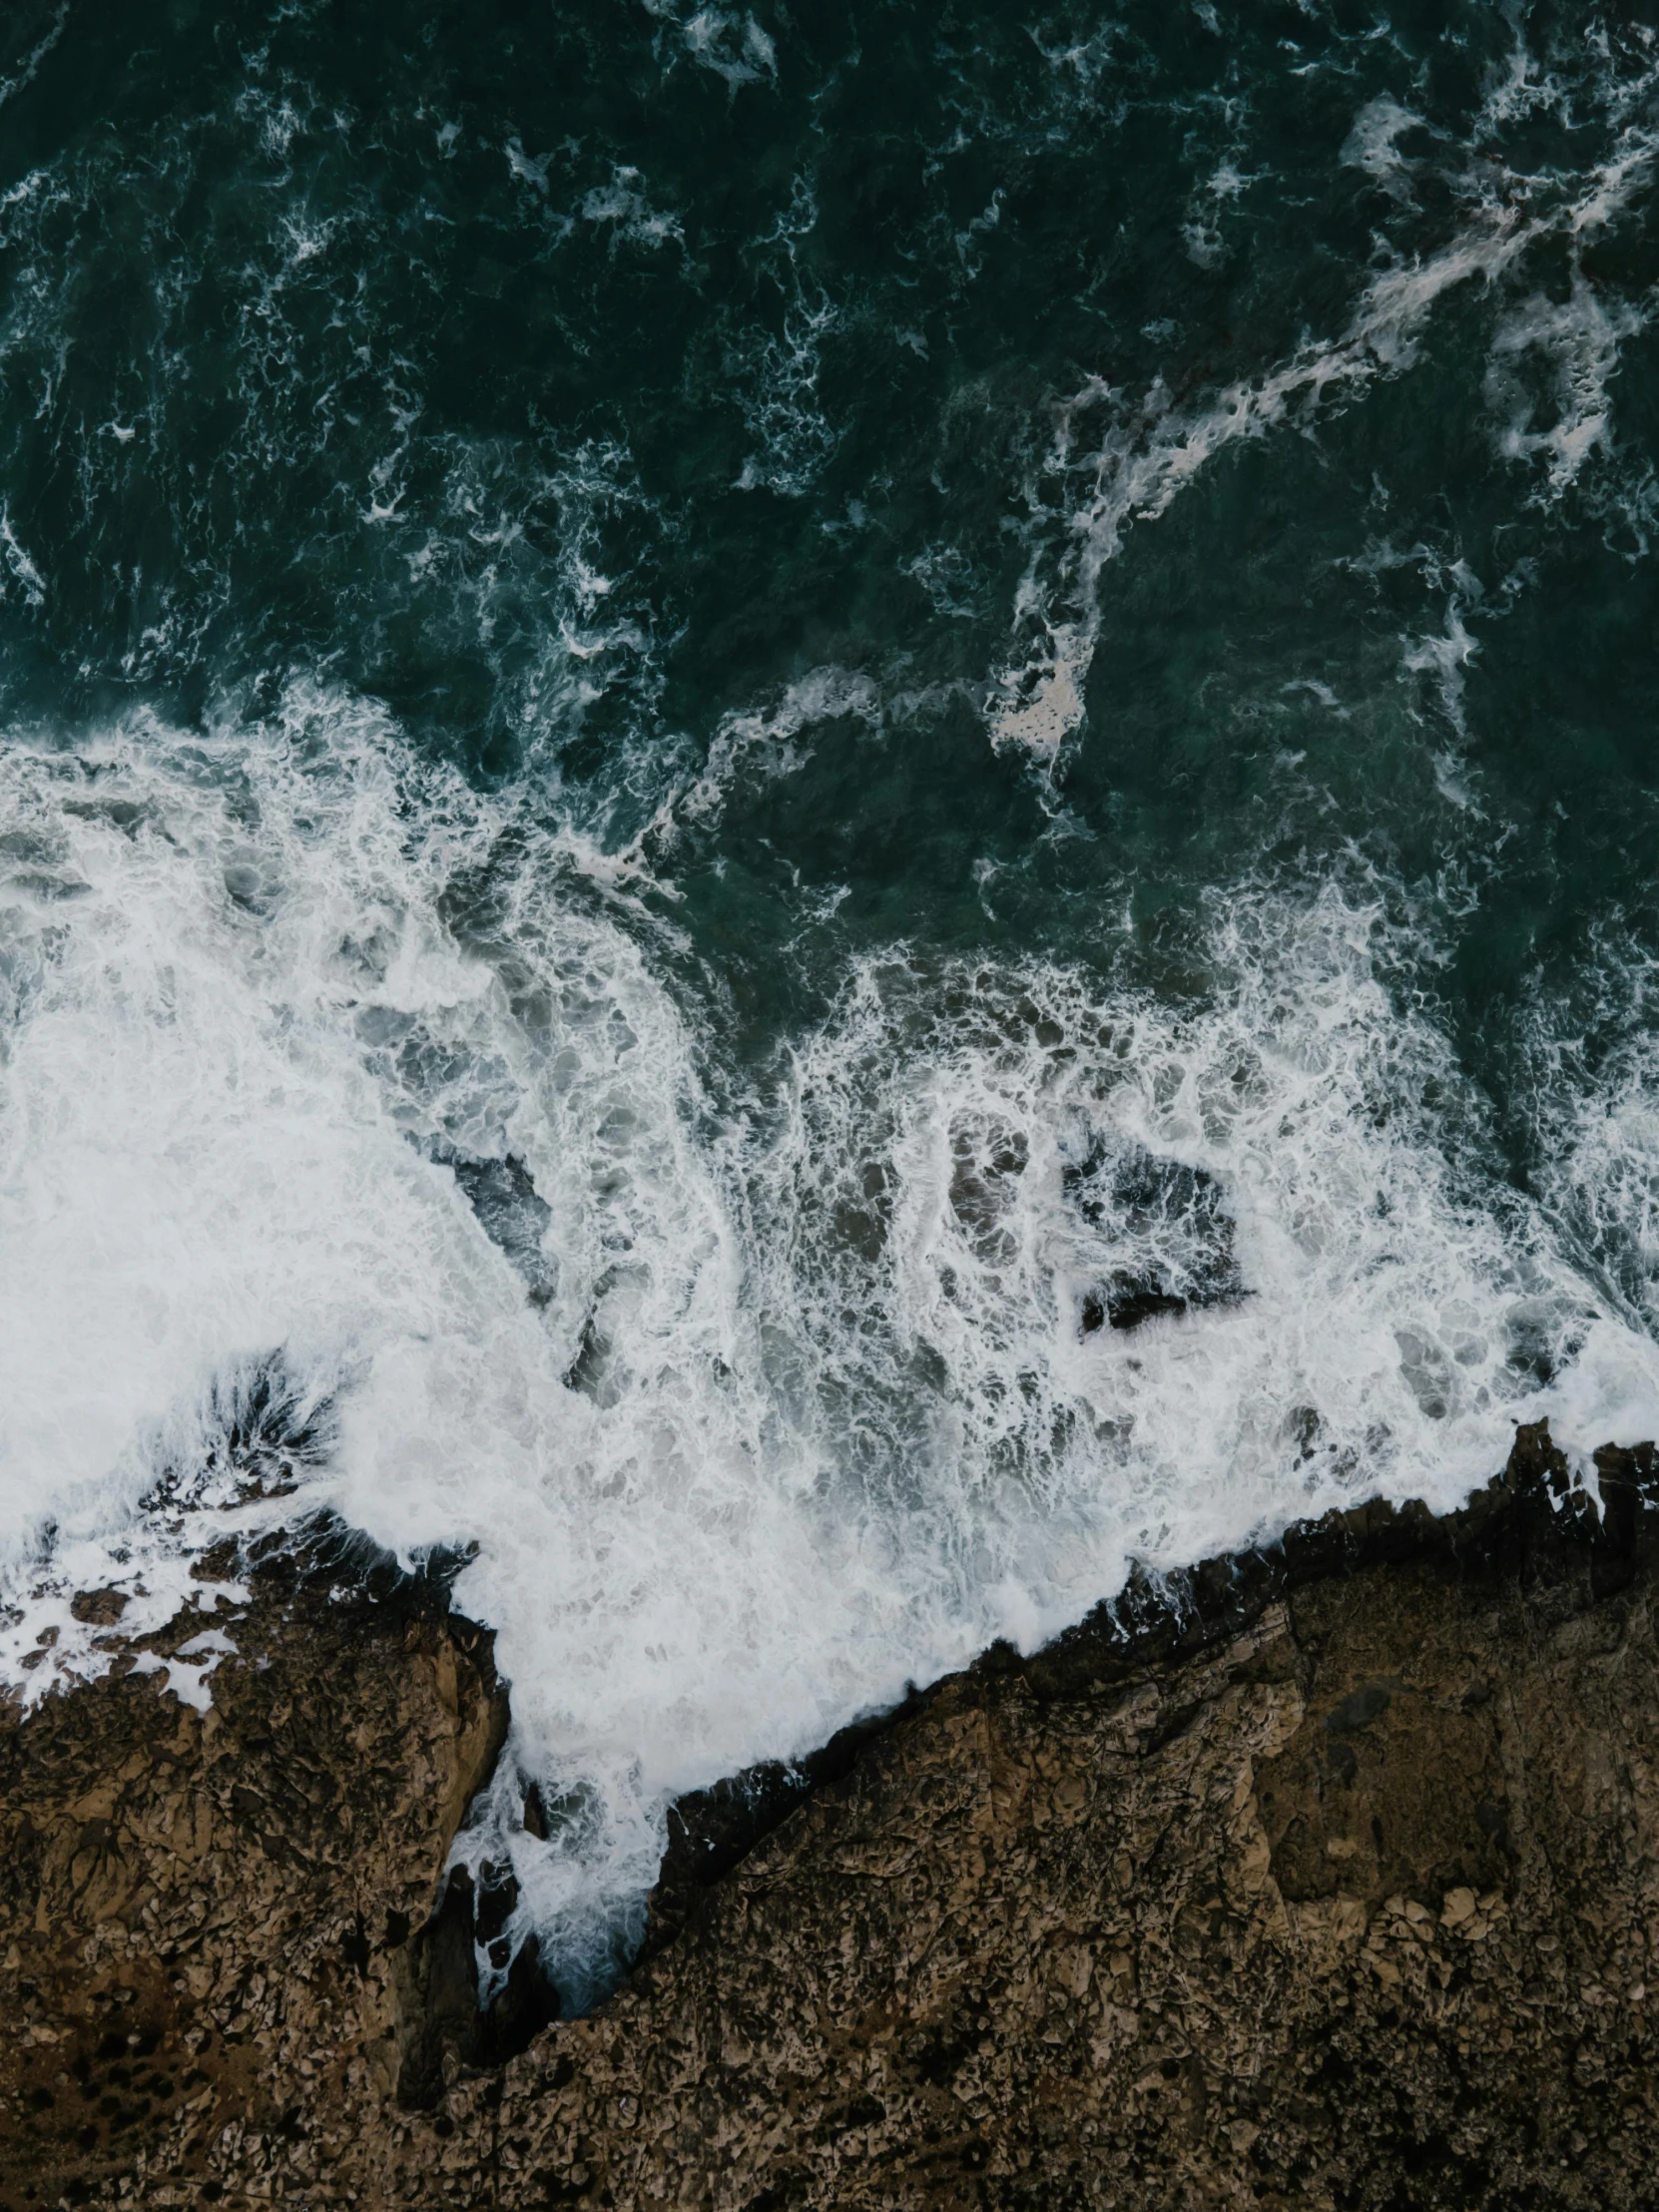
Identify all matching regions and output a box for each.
[641,0,778,94]
[649,663,880,839]
[1342,98,1429,204]
[0,1,68,116]
[1486,276,1641,496]
[580,167,685,254]
[727,175,841,497]
[3,692,1659,2005]
[1517,937,1659,1341]
[989,65,1659,763]
[0,508,46,608]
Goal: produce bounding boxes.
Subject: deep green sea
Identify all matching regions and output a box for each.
[4,0,1659,1999]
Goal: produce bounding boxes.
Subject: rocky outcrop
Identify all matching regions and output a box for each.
[7,1424,1659,2207]
[0,1523,508,2209]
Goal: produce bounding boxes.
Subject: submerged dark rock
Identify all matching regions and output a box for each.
[1081,1275,1192,1333]
[1064,1139,1245,1335]
[429,1142,559,1310]
[8,1423,1659,2207]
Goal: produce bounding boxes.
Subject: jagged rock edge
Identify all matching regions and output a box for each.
[637,1419,1650,1963]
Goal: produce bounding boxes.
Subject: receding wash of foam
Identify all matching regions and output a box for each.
[3,0,1659,2008]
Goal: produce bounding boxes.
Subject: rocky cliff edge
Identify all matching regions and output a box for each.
[5,1421,1659,2209]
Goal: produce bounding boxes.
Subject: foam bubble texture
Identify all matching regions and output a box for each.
[3,691,1658,2006]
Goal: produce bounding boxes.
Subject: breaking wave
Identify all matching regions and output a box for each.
[3,690,1658,2002]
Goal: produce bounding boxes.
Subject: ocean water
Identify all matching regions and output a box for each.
[4,0,1659,2004]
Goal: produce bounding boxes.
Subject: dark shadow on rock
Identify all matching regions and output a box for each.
[395,1865,563,2110]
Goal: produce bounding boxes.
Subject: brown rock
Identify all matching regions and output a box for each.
[67,1591,128,1629]
[0,1519,506,2208]
[5,1424,1659,2207]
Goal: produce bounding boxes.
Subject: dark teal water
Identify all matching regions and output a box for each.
[5,2,1656,1011]
[4,0,1659,1999]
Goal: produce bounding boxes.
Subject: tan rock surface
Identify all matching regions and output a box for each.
[6,1426,1659,2208]
[0,1526,506,2208]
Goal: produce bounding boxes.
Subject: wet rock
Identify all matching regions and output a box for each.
[1065,1139,1244,1334]
[66,1590,128,1628]
[486,1422,1659,2210]
[428,1142,559,1311]
[393,1865,491,2113]
[483,1933,560,2059]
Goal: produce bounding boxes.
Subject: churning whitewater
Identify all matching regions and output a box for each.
[5,0,1659,2001]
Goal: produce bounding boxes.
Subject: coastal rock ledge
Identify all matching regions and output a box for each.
[6,1423,1659,2210]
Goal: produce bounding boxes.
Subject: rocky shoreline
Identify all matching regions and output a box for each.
[5,1421,1659,2207]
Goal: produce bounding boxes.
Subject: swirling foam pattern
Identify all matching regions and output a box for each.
[3,0,1659,2002]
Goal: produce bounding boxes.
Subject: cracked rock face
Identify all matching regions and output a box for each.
[6,1427,1659,2208]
